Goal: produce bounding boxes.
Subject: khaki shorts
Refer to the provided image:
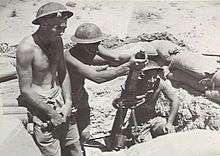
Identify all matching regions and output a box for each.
[33,116,80,156]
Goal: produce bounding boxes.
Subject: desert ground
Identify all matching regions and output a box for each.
[1,0,220,155]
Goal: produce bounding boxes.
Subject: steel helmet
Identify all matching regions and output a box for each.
[32,2,73,25]
[142,61,163,72]
[71,23,104,44]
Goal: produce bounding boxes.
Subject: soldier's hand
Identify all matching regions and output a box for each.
[50,112,64,127]
[135,94,146,106]
[122,94,146,108]
[81,125,92,143]
[163,123,175,134]
[59,105,72,122]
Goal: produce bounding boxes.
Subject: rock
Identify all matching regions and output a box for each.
[66,1,77,8]
[10,10,17,17]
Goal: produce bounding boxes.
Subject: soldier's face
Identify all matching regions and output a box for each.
[44,17,67,40]
[84,42,100,54]
[143,70,159,84]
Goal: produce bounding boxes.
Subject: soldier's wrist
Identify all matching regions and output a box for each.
[117,63,130,75]
[48,110,59,118]
[167,120,174,125]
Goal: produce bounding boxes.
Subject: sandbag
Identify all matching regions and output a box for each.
[0,98,18,107]
[0,117,41,156]
[0,56,17,82]
[127,130,220,156]
[167,70,208,92]
[150,40,182,62]
[169,52,220,79]
[0,106,27,115]
[109,42,158,57]
[203,70,220,103]
[211,70,220,88]
[1,114,28,124]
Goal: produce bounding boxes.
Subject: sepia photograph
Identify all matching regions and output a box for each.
[0,0,220,155]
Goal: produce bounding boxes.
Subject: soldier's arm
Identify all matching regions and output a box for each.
[96,43,157,66]
[58,51,72,118]
[16,38,60,120]
[159,79,179,125]
[65,50,131,84]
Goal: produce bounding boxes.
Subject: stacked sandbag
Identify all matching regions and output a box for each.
[0,117,41,156]
[211,69,220,88]
[168,52,220,92]
[126,130,220,156]
[0,97,28,123]
[0,56,17,82]
[0,106,28,124]
[205,70,220,103]
[150,40,183,63]
[169,52,219,79]
[0,97,19,107]
[167,70,207,92]
[104,42,158,58]
[0,56,28,123]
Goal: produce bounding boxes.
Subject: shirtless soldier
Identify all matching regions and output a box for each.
[16,2,83,156]
[111,60,179,148]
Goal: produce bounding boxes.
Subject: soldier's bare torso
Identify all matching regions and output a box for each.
[23,36,61,89]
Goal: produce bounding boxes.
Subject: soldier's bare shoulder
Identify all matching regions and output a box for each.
[17,36,38,55]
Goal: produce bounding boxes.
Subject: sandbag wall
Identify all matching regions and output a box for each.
[0,106,28,124]
[0,56,28,123]
[0,56,17,82]
[168,52,220,92]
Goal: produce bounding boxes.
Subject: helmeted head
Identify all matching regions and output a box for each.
[71,23,104,44]
[142,61,163,73]
[32,2,73,25]
[33,2,73,41]
[141,61,163,84]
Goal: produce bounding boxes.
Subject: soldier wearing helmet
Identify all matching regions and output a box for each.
[134,61,179,135]
[110,60,179,148]
[64,23,147,146]
[16,2,82,156]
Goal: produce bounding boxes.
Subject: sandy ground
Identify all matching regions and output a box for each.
[1,0,220,53]
[1,0,220,155]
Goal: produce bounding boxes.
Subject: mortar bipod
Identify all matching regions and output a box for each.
[109,99,146,150]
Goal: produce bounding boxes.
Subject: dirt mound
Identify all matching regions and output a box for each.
[127,130,220,156]
[156,88,220,131]
[101,31,186,49]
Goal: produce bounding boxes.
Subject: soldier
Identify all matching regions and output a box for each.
[16,2,83,156]
[111,60,179,148]
[65,23,147,145]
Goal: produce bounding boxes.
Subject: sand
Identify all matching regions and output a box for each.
[1,1,220,155]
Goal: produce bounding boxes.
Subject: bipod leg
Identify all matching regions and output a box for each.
[110,106,128,150]
[131,108,141,144]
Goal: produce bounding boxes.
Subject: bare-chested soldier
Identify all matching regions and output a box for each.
[16,2,83,156]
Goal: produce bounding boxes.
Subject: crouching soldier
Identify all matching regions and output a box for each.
[111,60,179,149]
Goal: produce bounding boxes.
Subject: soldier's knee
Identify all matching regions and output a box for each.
[66,141,83,156]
